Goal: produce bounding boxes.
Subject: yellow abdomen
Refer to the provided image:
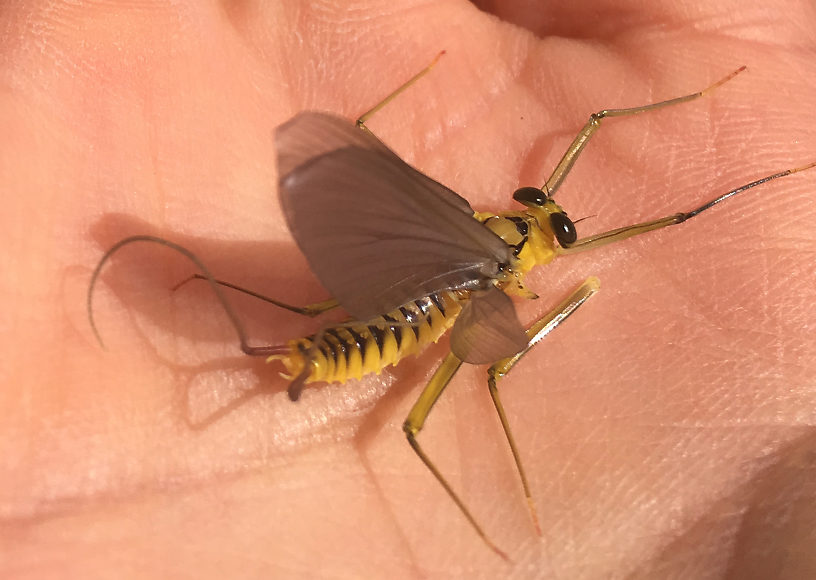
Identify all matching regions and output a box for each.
[268,291,464,384]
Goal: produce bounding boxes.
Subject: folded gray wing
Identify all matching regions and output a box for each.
[450,287,529,364]
[276,111,514,321]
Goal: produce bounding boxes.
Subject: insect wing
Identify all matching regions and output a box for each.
[276,111,514,321]
[277,112,475,216]
[450,287,528,364]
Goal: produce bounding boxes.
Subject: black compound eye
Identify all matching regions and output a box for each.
[512,186,547,207]
[550,212,577,246]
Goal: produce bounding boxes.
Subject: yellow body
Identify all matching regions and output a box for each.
[267,202,567,385]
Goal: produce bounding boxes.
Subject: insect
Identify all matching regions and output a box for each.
[88,53,814,559]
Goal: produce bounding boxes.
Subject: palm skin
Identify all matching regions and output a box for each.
[2,1,816,578]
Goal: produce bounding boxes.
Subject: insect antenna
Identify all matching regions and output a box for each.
[571,214,596,225]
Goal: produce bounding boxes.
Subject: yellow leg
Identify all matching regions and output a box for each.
[402,354,514,556]
[402,277,600,558]
[543,67,745,198]
[558,160,816,255]
[356,51,445,131]
[172,273,338,317]
[487,277,600,536]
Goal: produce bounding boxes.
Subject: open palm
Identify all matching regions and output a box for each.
[3,1,816,578]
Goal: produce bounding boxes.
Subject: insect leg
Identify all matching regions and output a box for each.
[402,352,515,558]
[356,50,445,131]
[172,273,338,317]
[486,277,600,535]
[544,67,745,199]
[402,278,599,557]
[557,160,816,255]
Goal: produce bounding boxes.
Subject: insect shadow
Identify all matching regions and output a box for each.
[87,213,327,426]
[88,212,438,433]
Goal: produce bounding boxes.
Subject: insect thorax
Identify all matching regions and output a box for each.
[475,210,559,277]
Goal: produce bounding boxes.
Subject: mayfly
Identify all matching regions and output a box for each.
[88,53,814,558]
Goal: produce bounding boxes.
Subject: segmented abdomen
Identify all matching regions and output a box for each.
[269,291,464,384]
